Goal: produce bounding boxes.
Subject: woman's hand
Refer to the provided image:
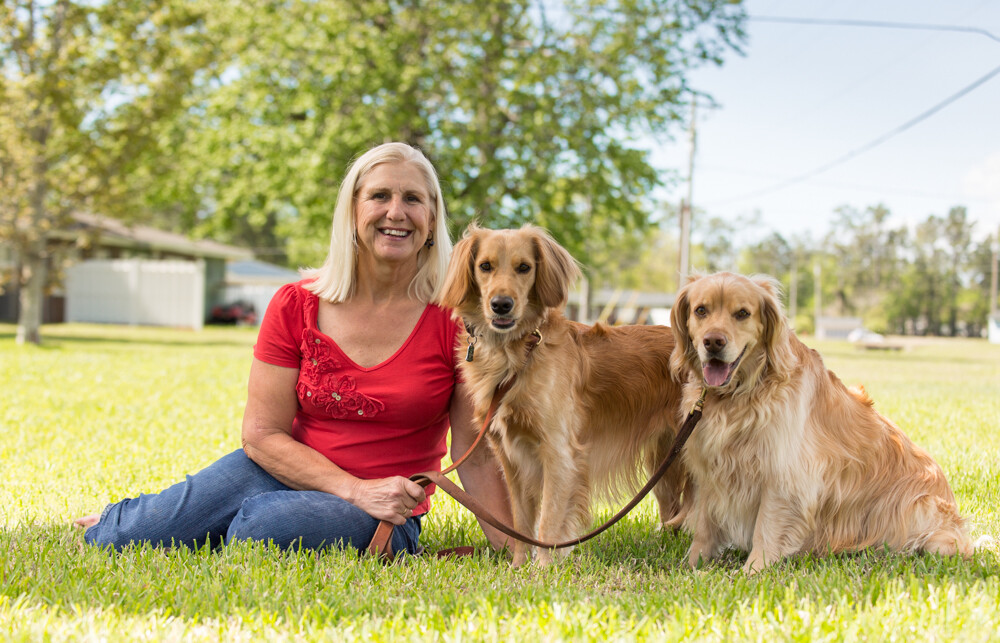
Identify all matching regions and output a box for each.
[348,476,426,525]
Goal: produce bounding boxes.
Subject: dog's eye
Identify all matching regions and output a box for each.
[516,263,531,274]
[735,309,751,321]
[694,306,708,317]
[478,262,492,272]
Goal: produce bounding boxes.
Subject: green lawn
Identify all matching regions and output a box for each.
[2,324,998,641]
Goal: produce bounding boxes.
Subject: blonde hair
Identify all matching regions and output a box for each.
[303,142,452,303]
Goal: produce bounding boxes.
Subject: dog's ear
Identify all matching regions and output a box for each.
[754,276,794,376]
[438,225,480,310]
[669,278,697,376]
[531,226,581,309]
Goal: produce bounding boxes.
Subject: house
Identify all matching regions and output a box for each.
[1,212,252,329]
[218,259,302,325]
[814,316,864,341]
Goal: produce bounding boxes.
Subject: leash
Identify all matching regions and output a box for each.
[368,381,707,561]
[366,328,542,559]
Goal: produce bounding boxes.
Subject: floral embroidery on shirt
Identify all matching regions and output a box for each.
[297,322,385,419]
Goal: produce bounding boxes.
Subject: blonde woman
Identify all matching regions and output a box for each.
[78,142,511,556]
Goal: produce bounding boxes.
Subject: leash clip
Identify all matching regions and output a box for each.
[691,387,707,414]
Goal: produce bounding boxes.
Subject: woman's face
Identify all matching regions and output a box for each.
[354,161,434,267]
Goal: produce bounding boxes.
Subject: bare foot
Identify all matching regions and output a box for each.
[74,514,100,528]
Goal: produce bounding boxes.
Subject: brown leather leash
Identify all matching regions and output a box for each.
[366,327,707,561]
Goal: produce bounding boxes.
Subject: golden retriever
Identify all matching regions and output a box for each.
[670,271,973,573]
[439,224,689,566]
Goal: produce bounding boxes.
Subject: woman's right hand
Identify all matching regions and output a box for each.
[349,476,426,525]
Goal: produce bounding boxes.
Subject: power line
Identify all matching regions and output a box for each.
[710,63,1000,206]
[750,16,1000,44]
[707,15,1000,207]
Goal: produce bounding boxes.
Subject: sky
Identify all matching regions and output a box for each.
[654,0,1000,244]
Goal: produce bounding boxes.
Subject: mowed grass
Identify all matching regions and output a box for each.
[1,323,999,641]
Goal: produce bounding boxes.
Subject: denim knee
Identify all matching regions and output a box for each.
[226,490,422,554]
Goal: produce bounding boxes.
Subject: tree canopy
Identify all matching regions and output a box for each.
[1,0,225,343]
[137,0,746,271]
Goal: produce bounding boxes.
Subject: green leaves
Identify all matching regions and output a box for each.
[133,0,745,274]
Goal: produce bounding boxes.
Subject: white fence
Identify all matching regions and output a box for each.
[66,259,206,330]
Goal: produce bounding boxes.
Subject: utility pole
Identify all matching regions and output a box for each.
[991,223,998,319]
[789,251,798,330]
[813,260,822,338]
[678,95,696,284]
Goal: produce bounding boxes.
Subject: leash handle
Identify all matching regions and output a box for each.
[367,379,511,560]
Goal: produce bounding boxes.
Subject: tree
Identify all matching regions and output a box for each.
[822,204,903,316]
[136,0,745,273]
[941,206,974,336]
[1,0,224,344]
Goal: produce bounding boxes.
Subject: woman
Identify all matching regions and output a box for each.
[77,142,512,556]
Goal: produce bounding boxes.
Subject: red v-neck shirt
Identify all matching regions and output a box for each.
[253,280,461,515]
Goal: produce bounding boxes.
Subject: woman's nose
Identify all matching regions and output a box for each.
[385,195,405,217]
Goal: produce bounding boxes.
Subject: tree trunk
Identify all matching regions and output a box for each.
[16,239,47,346]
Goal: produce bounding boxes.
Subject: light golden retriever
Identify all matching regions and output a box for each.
[439,224,689,566]
[670,271,973,573]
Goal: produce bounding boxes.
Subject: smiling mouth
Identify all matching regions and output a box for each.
[490,317,516,331]
[702,346,746,387]
[379,228,412,238]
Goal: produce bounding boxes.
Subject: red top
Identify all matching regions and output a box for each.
[253,280,461,515]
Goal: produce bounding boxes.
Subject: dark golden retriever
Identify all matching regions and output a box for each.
[439,224,688,566]
[670,271,973,573]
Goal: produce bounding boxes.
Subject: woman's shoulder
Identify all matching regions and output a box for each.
[423,302,462,330]
[270,278,317,306]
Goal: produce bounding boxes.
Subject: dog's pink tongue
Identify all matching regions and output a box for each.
[703,360,731,387]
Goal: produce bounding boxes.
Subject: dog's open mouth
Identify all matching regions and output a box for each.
[702,347,746,387]
[491,317,516,331]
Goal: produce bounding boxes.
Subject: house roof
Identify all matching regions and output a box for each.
[226,259,301,285]
[49,212,253,261]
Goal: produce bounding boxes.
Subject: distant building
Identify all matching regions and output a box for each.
[814,316,864,341]
[219,259,302,325]
[1,212,251,329]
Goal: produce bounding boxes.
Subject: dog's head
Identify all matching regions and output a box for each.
[669,272,793,391]
[438,223,580,337]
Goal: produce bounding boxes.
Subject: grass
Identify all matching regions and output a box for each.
[1,323,999,641]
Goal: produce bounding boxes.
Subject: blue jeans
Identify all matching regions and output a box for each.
[84,449,422,555]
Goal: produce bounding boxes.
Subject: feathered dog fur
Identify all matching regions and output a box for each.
[439,224,689,566]
[670,271,973,573]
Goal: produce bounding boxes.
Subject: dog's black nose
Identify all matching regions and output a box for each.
[490,296,514,315]
[703,333,727,352]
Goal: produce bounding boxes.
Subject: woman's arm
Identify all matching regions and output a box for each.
[241,358,424,525]
[449,377,513,551]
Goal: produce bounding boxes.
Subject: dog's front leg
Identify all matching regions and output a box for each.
[505,465,540,568]
[535,436,583,566]
[742,490,811,574]
[490,434,539,568]
[687,504,722,569]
